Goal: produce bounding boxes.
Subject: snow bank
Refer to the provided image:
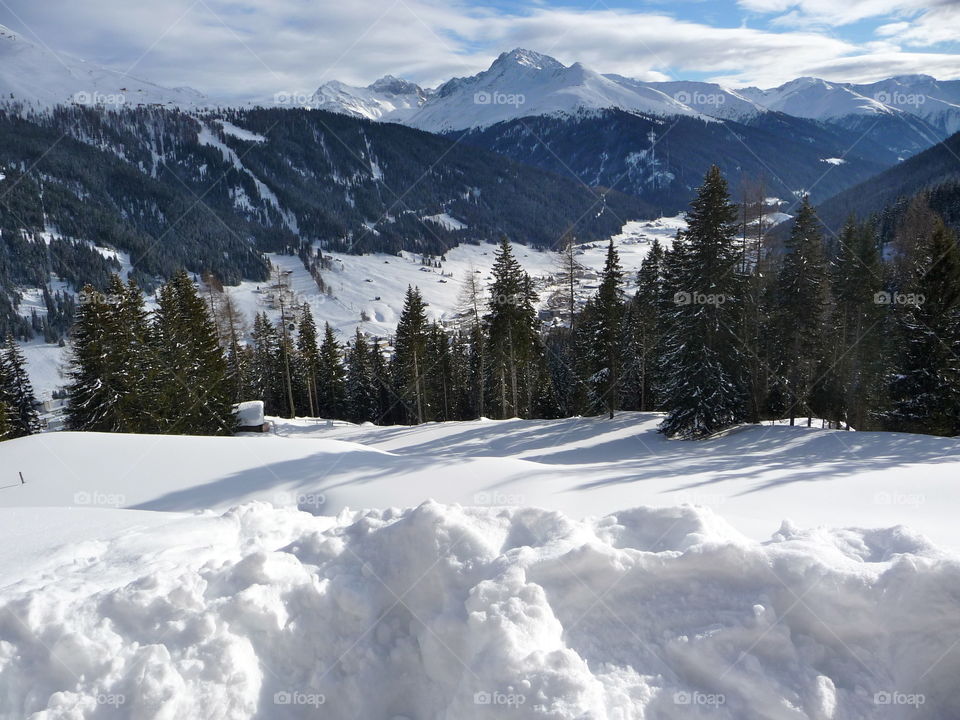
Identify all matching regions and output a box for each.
[1,501,958,719]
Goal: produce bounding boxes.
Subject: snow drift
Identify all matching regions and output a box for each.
[1,501,958,719]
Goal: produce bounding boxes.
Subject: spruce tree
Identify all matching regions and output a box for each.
[368,336,392,424]
[153,270,234,435]
[248,313,285,416]
[0,334,40,437]
[392,286,430,424]
[345,328,377,423]
[485,238,544,419]
[297,304,321,417]
[316,322,346,419]
[813,219,885,429]
[0,399,12,440]
[583,239,624,418]
[659,166,747,439]
[65,277,157,433]
[621,239,665,412]
[770,197,829,426]
[886,218,960,435]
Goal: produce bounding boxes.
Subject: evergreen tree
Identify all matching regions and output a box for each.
[297,304,321,417]
[316,322,346,419]
[1,333,41,437]
[65,277,154,433]
[770,197,829,426]
[392,286,430,424]
[659,166,747,439]
[368,336,393,424]
[345,328,377,423]
[581,239,624,418]
[485,238,544,419]
[886,217,960,435]
[153,270,234,435]
[813,219,885,429]
[425,323,453,421]
[621,239,664,412]
[0,399,12,440]
[248,313,286,416]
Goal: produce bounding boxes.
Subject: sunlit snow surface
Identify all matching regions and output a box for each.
[1,414,959,718]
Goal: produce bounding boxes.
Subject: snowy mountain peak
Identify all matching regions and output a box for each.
[368,75,423,95]
[492,48,565,72]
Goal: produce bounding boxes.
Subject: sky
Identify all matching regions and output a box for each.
[0,0,957,98]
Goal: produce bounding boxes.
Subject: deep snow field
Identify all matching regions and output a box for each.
[1,413,959,719]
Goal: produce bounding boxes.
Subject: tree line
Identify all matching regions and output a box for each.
[32,164,960,440]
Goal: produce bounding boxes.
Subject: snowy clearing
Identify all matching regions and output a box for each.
[2,414,959,718]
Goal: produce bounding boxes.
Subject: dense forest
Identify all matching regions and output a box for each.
[42,165,960,441]
[0,105,650,339]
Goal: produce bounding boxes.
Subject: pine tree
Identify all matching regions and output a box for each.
[153,270,234,435]
[345,328,377,423]
[485,238,544,419]
[392,286,430,424]
[621,238,664,412]
[297,304,321,417]
[886,217,960,435]
[0,399,12,440]
[316,322,346,419]
[813,218,885,429]
[770,197,829,426]
[368,336,392,424]
[65,277,154,433]
[659,166,747,439]
[583,239,624,418]
[248,312,286,416]
[425,323,452,421]
[0,334,40,437]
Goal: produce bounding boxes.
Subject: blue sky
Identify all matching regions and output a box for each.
[0,0,957,97]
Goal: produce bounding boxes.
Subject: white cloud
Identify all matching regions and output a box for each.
[0,0,956,97]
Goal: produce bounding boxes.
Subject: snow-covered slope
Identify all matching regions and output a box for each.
[738,77,895,120]
[1,415,960,717]
[0,24,208,110]
[406,50,703,132]
[2,412,959,548]
[851,75,960,135]
[309,51,960,135]
[309,75,430,121]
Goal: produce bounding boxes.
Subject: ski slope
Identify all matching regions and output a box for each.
[1,414,959,718]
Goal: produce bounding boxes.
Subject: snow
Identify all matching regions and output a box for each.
[235,401,265,427]
[224,216,682,343]
[0,24,209,110]
[1,415,960,717]
[422,212,467,231]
